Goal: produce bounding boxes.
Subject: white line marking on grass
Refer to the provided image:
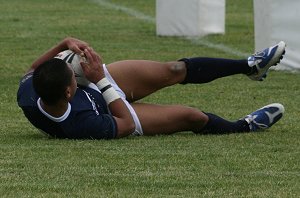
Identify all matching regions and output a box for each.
[186,37,249,57]
[89,0,155,23]
[89,0,248,57]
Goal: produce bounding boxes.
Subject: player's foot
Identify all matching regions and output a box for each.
[243,103,284,131]
[247,41,286,81]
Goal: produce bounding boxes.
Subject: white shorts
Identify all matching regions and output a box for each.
[87,65,143,136]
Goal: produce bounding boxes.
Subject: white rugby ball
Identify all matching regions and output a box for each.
[55,50,90,86]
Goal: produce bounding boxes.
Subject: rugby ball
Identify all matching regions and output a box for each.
[55,50,90,86]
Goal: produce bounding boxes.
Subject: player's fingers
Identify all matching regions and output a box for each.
[83,48,93,63]
[88,48,99,63]
[79,61,88,73]
[78,42,89,50]
[71,46,83,56]
[87,48,102,65]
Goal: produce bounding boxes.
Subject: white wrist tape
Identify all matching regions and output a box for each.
[96,78,120,104]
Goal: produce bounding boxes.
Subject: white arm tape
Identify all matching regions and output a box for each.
[96,78,110,90]
[102,87,121,104]
[96,78,120,104]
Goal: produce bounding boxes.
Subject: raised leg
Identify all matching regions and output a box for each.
[106,60,186,102]
[106,41,286,102]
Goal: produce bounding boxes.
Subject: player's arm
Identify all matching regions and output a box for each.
[80,48,135,138]
[27,37,89,73]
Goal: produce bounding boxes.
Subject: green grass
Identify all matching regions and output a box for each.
[0,0,299,197]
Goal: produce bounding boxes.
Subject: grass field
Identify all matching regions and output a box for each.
[0,0,299,197]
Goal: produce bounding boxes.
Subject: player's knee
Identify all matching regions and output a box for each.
[169,62,186,73]
[164,61,186,85]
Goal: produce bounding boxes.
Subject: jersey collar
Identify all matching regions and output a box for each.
[37,98,71,122]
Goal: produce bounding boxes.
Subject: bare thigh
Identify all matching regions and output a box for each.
[106,60,186,102]
[131,103,208,135]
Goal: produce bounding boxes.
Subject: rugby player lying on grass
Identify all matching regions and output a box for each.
[17,37,286,139]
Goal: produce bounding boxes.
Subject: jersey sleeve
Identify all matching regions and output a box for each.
[17,72,38,107]
[70,112,118,139]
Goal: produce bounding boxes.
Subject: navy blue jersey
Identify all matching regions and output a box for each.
[17,72,117,139]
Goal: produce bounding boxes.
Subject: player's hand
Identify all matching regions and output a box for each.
[80,48,105,83]
[63,37,89,56]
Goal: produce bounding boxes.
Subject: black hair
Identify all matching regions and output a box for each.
[33,58,73,105]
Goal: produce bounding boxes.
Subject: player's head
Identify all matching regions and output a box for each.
[33,58,77,105]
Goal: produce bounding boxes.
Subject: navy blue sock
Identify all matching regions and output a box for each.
[180,57,253,84]
[197,113,250,134]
